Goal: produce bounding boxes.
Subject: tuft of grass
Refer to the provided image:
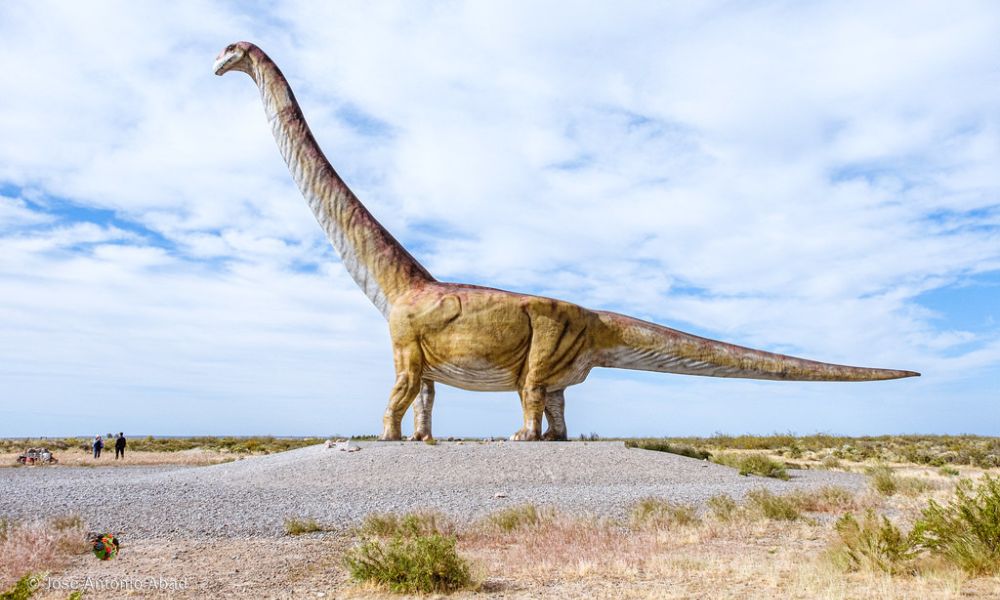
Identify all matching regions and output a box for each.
[911,475,1000,575]
[624,440,711,460]
[789,486,859,514]
[50,516,83,532]
[715,453,790,480]
[423,438,438,446]
[866,465,898,496]
[746,489,801,521]
[283,517,326,536]
[706,494,740,522]
[830,510,916,574]
[866,465,935,497]
[488,504,548,532]
[343,534,472,594]
[820,455,842,470]
[359,512,449,539]
[630,498,700,529]
[1,517,87,591]
[938,465,960,477]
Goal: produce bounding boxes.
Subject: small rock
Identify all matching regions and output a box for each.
[494,492,508,498]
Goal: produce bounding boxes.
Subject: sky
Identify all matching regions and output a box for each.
[1,1,998,438]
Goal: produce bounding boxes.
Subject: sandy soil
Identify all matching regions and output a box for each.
[1,449,236,468]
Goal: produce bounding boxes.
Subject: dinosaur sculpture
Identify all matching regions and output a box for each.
[214,42,919,442]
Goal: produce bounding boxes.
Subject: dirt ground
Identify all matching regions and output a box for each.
[1,449,235,468]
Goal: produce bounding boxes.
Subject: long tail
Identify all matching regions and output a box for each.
[594,311,919,381]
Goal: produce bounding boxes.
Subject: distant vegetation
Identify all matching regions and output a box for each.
[0,435,377,455]
[622,434,1000,469]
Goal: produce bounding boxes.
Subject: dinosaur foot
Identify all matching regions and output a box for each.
[408,430,433,442]
[510,428,541,441]
[379,426,402,441]
[541,429,568,441]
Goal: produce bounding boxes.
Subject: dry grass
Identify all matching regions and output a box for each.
[0,516,89,591]
[455,509,996,598]
[1,449,235,468]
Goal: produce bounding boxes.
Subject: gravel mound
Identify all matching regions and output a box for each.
[0,442,865,538]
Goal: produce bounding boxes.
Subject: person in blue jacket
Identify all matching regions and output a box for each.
[92,435,103,459]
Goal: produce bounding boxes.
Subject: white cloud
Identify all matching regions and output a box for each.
[0,1,998,436]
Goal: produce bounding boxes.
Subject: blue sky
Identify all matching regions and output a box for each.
[1,1,998,438]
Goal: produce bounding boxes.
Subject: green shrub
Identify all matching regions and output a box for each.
[706,494,739,522]
[746,489,800,521]
[624,440,711,460]
[0,572,43,600]
[831,511,915,574]
[911,475,1000,575]
[630,498,700,528]
[359,512,448,538]
[715,453,790,480]
[343,534,472,593]
[284,517,325,536]
[938,466,960,477]
[488,505,547,532]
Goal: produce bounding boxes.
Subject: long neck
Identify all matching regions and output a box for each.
[243,48,434,317]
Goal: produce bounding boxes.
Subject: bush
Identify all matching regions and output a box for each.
[359,512,449,538]
[624,440,711,460]
[866,465,898,496]
[284,517,325,536]
[746,489,800,521]
[831,511,915,574]
[343,534,472,593]
[1,572,42,600]
[706,494,739,522]
[630,498,700,528]
[911,475,1000,575]
[488,505,547,532]
[715,453,790,480]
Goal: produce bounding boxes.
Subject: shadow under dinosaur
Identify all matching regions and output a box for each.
[214,42,919,442]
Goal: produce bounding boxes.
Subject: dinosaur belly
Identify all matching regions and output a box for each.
[423,361,520,391]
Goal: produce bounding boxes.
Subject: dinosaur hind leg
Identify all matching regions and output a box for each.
[542,389,567,441]
[511,385,545,441]
[408,380,435,441]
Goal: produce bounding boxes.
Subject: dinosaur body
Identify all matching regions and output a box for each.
[214,42,919,442]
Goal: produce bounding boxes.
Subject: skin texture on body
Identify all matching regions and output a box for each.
[214,42,919,442]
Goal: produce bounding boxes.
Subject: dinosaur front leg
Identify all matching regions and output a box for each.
[381,344,423,441]
[408,380,435,441]
[511,385,545,441]
[542,389,567,441]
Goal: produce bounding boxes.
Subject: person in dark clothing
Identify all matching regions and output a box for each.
[115,433,126,459]
[93,435,103,459]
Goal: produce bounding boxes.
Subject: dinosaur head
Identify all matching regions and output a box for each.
[213,41,255,76]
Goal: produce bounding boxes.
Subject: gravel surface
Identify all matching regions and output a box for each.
[0,441,865,538]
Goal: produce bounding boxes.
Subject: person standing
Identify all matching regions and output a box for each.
[93,435,103,459]
[115,432,126,460]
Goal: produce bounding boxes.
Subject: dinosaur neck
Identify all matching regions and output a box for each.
[243,48,434,317]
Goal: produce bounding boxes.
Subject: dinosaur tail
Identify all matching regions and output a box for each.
[594,311,919,381]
